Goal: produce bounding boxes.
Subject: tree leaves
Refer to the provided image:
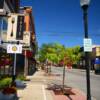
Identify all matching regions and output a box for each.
[38,43,82,65]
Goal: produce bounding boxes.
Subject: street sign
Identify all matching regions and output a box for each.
[84,38,92,52]
[7,44,22,54]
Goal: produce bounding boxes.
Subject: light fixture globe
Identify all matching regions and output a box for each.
[80,0,90,7]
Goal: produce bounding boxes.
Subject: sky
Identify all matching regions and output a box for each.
[21,0,100,47]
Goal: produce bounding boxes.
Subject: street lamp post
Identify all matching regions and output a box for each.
[80,0,91,100]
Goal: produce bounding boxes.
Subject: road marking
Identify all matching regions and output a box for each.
[42,85,47,100]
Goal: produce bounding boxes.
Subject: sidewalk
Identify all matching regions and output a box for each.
[17,70,87,100]
[17,70,53,100]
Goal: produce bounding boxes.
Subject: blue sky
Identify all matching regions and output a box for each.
[21,0,100,47]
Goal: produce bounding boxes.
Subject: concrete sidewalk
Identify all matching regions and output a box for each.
[17,70,88,100]
[17,70,53,100]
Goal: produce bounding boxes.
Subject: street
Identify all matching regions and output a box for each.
[51,66,100,100]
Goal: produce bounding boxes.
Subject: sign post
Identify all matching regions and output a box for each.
[12,53,16,86]
[83,38,92,100]
[7,44,22,86]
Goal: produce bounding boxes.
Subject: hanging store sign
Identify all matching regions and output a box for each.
[16,16,24,40]
[7,14,18,41]
[7,44,22,54]
[23,31,30,46]
[7,14,24,42]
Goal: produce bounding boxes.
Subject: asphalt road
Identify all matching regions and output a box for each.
[51,66,100,100]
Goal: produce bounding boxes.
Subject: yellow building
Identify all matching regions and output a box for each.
[92,45,100,57]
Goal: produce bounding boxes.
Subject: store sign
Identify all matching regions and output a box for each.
[23,31,30,46]
[84,38,92,52]
[16,16,24,40]
[7,44,22,54]
[7,14,24,42]
[7,15,18,41]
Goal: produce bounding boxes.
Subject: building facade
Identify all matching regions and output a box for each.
[0,0,37,76]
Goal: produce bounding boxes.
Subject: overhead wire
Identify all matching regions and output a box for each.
[20,1,100,38]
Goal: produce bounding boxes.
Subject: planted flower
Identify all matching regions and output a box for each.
[2,87,17,95]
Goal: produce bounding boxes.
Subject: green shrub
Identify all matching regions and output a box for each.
[0,75,11,80]
[0,78,12,90]
[17,75,26,81]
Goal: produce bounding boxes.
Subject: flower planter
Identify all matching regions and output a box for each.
[0,91,18,100]
[2,87,17,94]
[0,87,18,100]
